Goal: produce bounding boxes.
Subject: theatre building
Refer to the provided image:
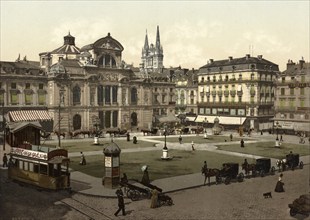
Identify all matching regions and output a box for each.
[197,54,279,131]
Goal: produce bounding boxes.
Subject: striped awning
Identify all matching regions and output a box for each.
[9,110,52,122]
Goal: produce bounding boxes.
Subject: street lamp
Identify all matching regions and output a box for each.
[275,121,279,147]
[58,87,65,148]
[163,124,168,150]
[203,117,208,139]
[161,123,171,160]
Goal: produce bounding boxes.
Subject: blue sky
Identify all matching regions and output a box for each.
[1,0,309,71]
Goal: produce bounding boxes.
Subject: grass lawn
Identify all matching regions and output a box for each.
[70,149,246,180]
[156,134,246,144]
[216,141,310,159]
[49,139,157,152]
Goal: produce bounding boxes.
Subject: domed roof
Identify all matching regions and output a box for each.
[92,33,124,52]
[51,32,80,55]
[104,141,121,154]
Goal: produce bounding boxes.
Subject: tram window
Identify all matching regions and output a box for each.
[29,163,34,172]
[33,164,39,173]
[39,164,47,175]
[19,160,23,169]
[24,162,29,171]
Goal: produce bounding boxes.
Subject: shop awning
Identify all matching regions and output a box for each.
[8,121,43,133]
[195,115,246,125]
[9,110,52,122]
[156,114,180,123]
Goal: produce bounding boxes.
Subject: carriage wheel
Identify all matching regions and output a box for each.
[237,173,244,182]
[127,190,139,201]
[224,177,231,185]
[270,166,275,175]
[290,208,297,216]
[216,176,222,184]
[299,161,304,169]
[167,199,173,206]
[252,170,257,178]
[260,170,265,177]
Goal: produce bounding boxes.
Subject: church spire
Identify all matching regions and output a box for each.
[155,25,160,49]
[143,29,149,51]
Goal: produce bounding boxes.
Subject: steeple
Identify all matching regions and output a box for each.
[143,29,149,51]
[155,25,160,49]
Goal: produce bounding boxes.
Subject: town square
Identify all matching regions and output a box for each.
[0,1,309,219]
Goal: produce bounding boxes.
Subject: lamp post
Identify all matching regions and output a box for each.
[2,102,5,151]
[275,121,279,147]
[58,87,65,148]
[163,124,167,150]
[203,117,208,139]
[161,123,170,160]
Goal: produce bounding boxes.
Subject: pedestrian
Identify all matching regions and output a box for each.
[275,173,285,192]
[191,141,195,151]
[80,152,86,165]
[126,132,130,142]
[150,189,159,208]
[261,130,263,135]
[240,139,245,148]
[2,153,8,167]
[280,134,283,142]
[178,135,182,144]
[141,165,150,184]
[114,188,126,216]
[202,161,208,185]
[230,133,233,141]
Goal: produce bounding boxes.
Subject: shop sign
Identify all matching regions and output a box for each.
[11,147,48,160]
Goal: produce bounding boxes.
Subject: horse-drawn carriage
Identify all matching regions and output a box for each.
[276,153,303,172]
[242,158,275,177]
[119,178,173,206]
[202,162,244,185]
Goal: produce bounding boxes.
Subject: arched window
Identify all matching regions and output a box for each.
[73,85,81,105]
[98,54,116,68]
[131,87,138,105]
[131,112,137,126]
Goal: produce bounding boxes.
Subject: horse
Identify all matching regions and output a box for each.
[241,163,256,177]
[201,168,220,186]
[54,130,66,139]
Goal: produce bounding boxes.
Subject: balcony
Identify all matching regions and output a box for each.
[217,91,223,96]
[224,91,229,96]
[211,91,217,96]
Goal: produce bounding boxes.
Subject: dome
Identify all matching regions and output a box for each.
[104,141,121,155]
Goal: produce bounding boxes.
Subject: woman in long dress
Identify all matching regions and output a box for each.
[275,173,285,192]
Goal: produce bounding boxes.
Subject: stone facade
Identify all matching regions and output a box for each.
[197,54,279,131]
[274,59,310,135]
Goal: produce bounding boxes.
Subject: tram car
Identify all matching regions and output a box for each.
[217,162,244,184]
[255,158,275,177]
[8,143,70,191]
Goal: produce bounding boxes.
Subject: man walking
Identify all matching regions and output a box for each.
[240,139,245,148]
[114,188,126,216]
[2,153,8,167]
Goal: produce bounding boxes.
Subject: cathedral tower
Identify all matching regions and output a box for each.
[140,26,164,73]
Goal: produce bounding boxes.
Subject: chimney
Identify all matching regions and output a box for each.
[257,55,263,60]
[246,54,250,60]
[286,59,295,69]
[228,56,233,61]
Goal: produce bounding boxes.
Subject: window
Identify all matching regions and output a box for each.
[281,88,285,95]
[38,93,45,105]
[225,75,229,81]
[39,83,44,90]
[289,113,294,119]
[301,75,305,83]
[239,74,242,80]
[300,88,305,95]
[213,76,216,82]
[162,95,166,103]
[25,93,32,105]
[282,77,285,82]
[300,99,305,107]
[11,83,16,89]
[290,88,294,95]
[207,76,210,81]
[251,73,254,80]
[73,85,81,105]
[191,99,194,104]
[201,77,204,82]
[25,83,30,89]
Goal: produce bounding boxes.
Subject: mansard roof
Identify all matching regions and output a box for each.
[199,55,279,73]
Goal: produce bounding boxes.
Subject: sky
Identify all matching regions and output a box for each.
[0,0,309,71]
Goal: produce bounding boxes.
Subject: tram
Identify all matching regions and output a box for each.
[8,143,70,191]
